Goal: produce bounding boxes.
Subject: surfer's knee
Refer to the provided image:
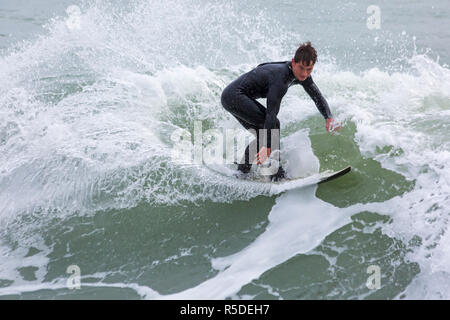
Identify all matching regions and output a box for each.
[221,85,236,112]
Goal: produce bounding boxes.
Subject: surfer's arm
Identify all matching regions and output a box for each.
[301,76,340,132]
[301,76,332,119]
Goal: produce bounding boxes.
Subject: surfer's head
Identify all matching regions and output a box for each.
[291,41,317,81]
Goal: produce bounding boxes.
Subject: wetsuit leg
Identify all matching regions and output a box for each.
[221,84,282,174]
[234,117,259,172]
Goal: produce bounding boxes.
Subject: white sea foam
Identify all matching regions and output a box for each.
[160,187,354,299]
[321,55,450,299]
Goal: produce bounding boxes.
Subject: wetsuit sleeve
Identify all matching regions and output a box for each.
[301,76,332,119]
[263,84,287,149]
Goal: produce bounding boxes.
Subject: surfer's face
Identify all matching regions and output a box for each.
[291,59,314,81]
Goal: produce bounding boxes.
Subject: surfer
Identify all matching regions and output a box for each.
[221,41,340,181]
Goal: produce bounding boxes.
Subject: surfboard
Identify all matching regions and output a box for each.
[267,165,351,193]
[317,165,351,184]
[205,163,351,193]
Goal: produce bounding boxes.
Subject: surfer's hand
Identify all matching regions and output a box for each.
[326,118,341,132]
[255,147,271,165]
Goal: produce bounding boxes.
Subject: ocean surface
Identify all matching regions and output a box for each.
[1,0,450,299]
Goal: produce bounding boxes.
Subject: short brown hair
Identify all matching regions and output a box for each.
[294,41,317,65]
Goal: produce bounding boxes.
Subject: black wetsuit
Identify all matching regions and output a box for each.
[221,61,332,175]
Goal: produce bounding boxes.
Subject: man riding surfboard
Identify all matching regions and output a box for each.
[221,41,340,181]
